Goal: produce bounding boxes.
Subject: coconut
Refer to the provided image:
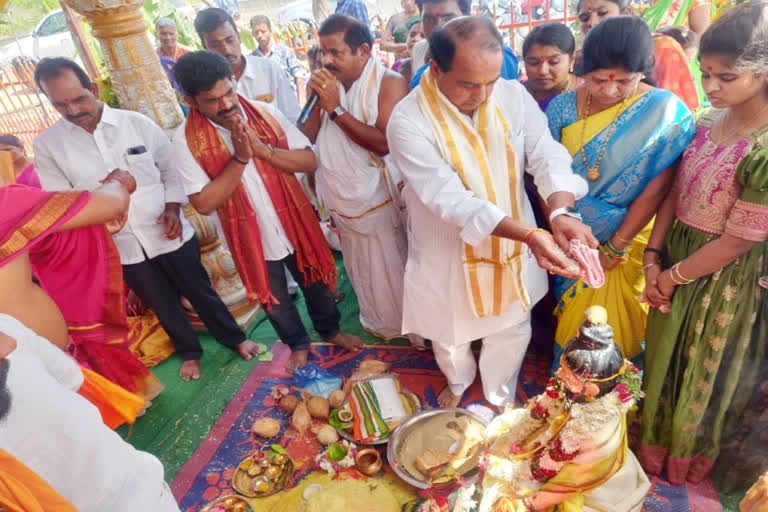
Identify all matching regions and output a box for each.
[292,400,311,434]
[279,394,299,414]
[328,389,346,409]
[307,396,330,419]
[315,424,339,445]
[252,418,281,438]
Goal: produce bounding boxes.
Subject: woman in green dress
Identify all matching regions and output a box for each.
[639,1,768,486]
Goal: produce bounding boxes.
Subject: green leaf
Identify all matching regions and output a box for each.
[327,444,347,462]
[269,444,287,455]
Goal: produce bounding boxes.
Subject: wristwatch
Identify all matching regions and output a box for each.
[329,105,346,121]
[549,206,582,223]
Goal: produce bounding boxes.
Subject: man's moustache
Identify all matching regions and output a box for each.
[66,113,89,121]
[218,107,238,117]
[325,65,340,72]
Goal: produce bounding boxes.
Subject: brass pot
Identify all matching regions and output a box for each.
[354,448,382,476]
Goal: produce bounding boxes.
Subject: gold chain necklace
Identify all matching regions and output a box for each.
[715,102,768,145]
[579,83,639,181]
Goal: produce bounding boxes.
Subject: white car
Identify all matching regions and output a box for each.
[0,10,77,65]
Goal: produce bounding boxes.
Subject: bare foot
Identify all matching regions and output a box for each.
[285,349,309,371]
[180,359,201,381]
[236,340,262,360]
[327,332,364,351]
[437,386,462,408]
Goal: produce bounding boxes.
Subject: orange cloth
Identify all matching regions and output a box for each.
[185,95,337,307]
[0,448,77,512]
[652,34,700,111]
[77,367,145,429]
[128,312,175,367]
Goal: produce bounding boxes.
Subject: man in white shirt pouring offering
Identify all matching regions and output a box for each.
[388,16,597,408]
[33,58,261,382]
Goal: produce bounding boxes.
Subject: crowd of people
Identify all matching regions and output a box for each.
[0,0,767,509]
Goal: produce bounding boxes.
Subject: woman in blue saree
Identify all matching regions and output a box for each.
[545,16,695,365]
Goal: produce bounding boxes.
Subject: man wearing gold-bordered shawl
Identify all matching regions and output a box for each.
[387,17,595,407]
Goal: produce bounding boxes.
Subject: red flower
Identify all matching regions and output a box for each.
[615,382,633,403]
[546,388,560,399]
[509,443,522,454]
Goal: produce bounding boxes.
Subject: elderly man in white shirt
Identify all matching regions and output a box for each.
[194,7,302,123]
[388,17,597,408]
[0,314,180,511]
[33,57,262,382]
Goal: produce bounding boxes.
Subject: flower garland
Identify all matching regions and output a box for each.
[315,440,358,476]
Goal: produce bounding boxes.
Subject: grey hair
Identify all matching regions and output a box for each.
[155,17,177,30]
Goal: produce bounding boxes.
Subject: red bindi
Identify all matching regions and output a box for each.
[608,73,615,80]
[705,65,713,71]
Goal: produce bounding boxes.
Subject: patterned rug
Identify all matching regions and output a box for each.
[170,343,723,512]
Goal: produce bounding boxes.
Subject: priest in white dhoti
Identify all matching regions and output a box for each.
[300,14,422,344]
[387,16,596,407]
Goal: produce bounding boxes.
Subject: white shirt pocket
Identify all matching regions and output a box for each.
[124,151,161,188]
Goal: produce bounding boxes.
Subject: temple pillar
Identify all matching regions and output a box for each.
[62,0,183,134]
[64,0,261,331]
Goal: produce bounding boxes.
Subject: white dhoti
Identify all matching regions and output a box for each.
[316,56,409,339]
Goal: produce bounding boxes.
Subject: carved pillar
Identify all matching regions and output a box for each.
[66,0,261,331]
[62,0,183,134]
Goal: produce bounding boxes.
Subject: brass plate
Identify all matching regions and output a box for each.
[232,452,295,498]
[199,494,251,511]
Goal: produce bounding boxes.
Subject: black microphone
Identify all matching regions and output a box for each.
[298,91,319,125]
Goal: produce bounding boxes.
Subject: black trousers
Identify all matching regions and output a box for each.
[264,253,340,351]
[123,236,245,361]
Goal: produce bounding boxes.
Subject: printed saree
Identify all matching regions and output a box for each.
[652,34,700,111]
[639,111,768,485]
[545,89,694,363]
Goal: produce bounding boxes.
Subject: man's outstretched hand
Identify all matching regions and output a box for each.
[550,214,598,252]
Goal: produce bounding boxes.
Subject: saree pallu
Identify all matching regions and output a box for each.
[652,34,700,111]
[545,89,695,363]
[0,449,77,512]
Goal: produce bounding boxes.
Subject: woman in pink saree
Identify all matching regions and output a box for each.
[0,174,162,426]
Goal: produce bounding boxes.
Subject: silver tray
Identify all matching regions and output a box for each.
[387,408,490,489]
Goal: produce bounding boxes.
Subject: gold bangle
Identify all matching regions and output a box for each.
[614,232,631,245]
[668,269,685,285]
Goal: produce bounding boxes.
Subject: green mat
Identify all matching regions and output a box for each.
[119,253,404,480]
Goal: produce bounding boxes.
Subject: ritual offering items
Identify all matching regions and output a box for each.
[328,389,346,409]
[296,477,401,512]
[314,424,339,445]
[292,399,311,434]
[315,440,358,475]
[344,375,419,444]
[199,495,252,512]
[233,450,295,498]
[279,394,299,414]
[388,409,488,489]
[306,395,331,419]
[354,448,383,476]
[251,418,281,438]
[477,306,649,512]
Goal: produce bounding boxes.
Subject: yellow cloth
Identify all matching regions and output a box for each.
[246,471,417,512]
[556,95,650,361]
[416,69,527,318]
[0,449,77,512]
[0,151,15,185]
[127,313,174,367]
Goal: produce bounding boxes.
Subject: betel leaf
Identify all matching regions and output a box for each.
[268,444,287,456]
[328,409,352,430]
[326,444,347,462]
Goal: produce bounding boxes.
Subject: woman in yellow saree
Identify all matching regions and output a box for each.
[545,16,695,366]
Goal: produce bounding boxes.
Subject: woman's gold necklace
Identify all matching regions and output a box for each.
[578,83,639,181]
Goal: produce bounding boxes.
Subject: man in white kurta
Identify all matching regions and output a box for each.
[300,15,418,341]
[0,314,179,511]
[195,7,301,123]
[388,17,593,407]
